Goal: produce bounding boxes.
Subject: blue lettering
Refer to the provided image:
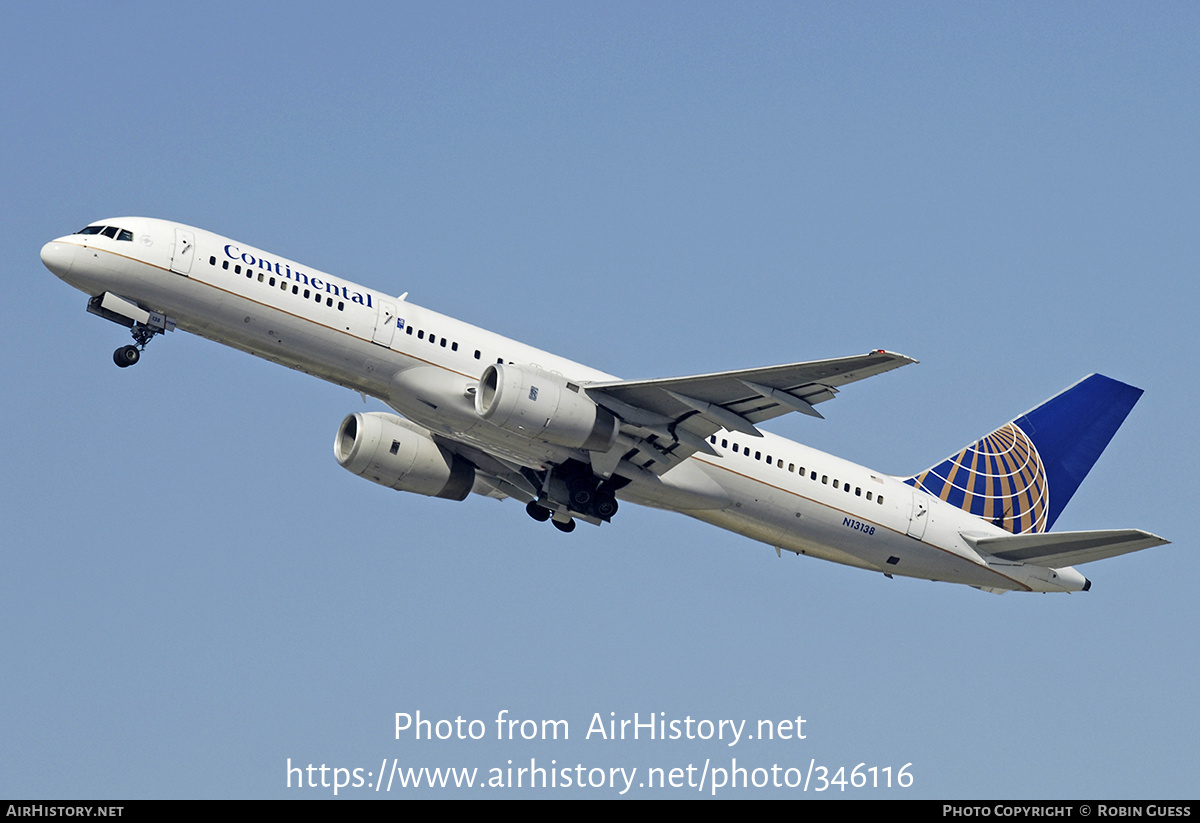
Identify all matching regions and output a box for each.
[222,242,372,307]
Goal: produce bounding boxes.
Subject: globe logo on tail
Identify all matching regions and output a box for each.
[907,423,1048,534]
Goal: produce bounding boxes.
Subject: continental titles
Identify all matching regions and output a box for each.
[224,244,374,307]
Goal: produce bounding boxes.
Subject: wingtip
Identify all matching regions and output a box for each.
[871,349,919,366]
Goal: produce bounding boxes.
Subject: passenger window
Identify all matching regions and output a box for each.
[822,475,828,484]
[418,330,425,340]
[866,491,873,501]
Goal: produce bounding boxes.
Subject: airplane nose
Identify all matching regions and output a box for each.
[40,240,75,278]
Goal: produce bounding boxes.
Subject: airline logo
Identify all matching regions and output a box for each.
[223,244,376,306]
[906,423,1049,534]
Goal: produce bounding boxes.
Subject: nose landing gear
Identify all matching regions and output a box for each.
[112,323,162,368]
[111,323,161,368]
[86,293,175,368]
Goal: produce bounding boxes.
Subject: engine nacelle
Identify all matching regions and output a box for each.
[334,412,475,500]
[475,363,618,452]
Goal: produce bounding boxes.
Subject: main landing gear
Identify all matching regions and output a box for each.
[526,501,552,522]
[525,502,580,533]
[523,462,624,534]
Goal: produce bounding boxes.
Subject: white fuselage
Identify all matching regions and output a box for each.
[41,217,1087,593]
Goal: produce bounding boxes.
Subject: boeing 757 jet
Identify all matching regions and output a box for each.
[41,218,1169,593]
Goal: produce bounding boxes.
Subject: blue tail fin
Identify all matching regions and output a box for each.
[905,375,1143,534]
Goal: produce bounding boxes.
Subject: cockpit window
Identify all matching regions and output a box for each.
[73,225,134,241]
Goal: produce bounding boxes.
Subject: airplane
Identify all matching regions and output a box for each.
[40,217,1169,594]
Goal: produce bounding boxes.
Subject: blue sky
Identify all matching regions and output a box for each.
[3,2,1197,798]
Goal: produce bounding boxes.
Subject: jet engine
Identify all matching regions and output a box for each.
[334,412,475,500]
[475,363,618,451]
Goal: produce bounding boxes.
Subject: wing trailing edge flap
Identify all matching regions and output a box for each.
[963,529,1170,568]
[584,350,916,475]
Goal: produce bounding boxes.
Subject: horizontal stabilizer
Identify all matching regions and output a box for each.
[963,529,1170,567]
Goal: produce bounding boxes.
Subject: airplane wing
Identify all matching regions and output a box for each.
[583,350,916,474]
[964,529,1170,567]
